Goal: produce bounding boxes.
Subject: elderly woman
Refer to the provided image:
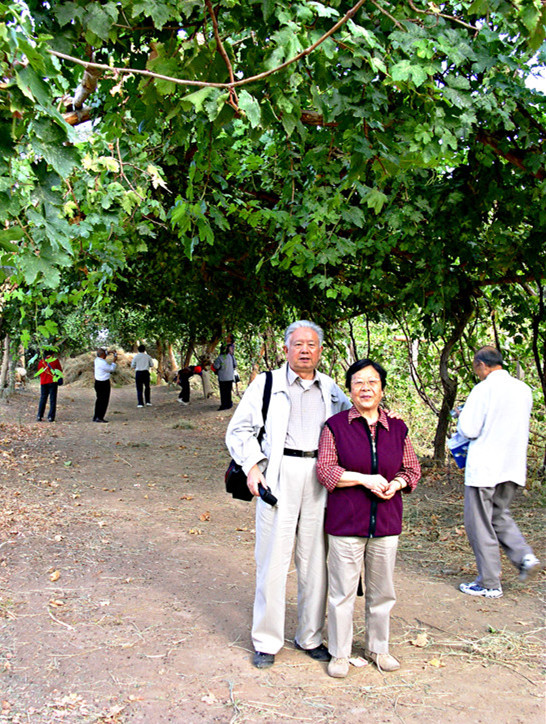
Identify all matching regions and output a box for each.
[317,359,421,678]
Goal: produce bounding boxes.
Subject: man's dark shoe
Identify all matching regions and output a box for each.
[294,640,331,661]
[253,651,275,669]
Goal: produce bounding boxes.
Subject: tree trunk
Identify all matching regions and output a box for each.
[529,284,546,472]
[0,335,10,397]
[201,370,212,398]
[530,283,546,405]
[155,339,177,382]
[433,304,474,462]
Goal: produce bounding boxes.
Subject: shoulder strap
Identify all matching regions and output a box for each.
[258,370,273,444]
[261,370,272,422]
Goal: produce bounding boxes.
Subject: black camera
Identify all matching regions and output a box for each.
[258,483,278,507]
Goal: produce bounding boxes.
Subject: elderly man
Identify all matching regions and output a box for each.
[457,346,540,598]
[226,321,351,669]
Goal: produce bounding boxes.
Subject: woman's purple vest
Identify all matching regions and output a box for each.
[324,410,408,538]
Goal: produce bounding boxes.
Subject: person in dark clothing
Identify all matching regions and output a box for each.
[175,365,202,405]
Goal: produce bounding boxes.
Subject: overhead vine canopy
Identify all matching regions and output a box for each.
[0,0,545,341]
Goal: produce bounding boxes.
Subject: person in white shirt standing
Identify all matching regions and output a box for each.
[93,348,117,423]
[457,346,540,598]
[131,345,155,408]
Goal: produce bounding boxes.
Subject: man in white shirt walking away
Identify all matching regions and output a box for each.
[93,348,117,423]
[131,345,155,408]
[457,346,540,598]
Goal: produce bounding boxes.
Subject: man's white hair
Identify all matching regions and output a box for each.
[284,320,324,346]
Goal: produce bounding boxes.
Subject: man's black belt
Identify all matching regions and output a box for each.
[283,448,318,458]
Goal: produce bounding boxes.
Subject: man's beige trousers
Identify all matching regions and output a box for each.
[252,457,328,655]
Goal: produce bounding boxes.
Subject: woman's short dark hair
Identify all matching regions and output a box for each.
[345,359,387,390]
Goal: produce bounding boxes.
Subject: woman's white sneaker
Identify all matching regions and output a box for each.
[364,650,400,671]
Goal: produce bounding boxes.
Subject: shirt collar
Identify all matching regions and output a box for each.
[348,405,390,430]
[286,362,321,388]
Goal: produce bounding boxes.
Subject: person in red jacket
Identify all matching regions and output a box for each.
[36,355,63,422]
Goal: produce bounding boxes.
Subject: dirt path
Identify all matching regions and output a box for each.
[0,382,544,723]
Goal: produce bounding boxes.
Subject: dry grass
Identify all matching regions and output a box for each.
[62,351,136,387]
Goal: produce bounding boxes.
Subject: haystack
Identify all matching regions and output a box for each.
[63,350,135,387]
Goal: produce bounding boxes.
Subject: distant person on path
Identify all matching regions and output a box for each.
[36,355,63,422]
[457,346,540,598]
[226,321,351,669]
[93,348,117,423]
[131,345,155,408]
[214,343,237,410]
[175,365,202,405]
[317,359,420,678]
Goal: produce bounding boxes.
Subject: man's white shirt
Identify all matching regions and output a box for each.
[94,357,116,382]
[458,369,533,487]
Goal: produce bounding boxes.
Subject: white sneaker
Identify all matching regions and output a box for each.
[328,657,349,678]
[519,554,541,581]
[459,581,503,598]
[137,405,144,408]
[179,400,188,406]
[146,402,152,406]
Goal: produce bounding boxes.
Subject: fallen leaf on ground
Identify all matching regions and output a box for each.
[410,632,429,648]
[201,693,217,704]
[188,528,202,535]
[199,512,211,521]
[428,658,445,668]
[49,570,60,582]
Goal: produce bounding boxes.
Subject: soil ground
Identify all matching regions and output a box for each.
[0,381,544,723]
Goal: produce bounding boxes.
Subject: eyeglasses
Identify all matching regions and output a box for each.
[351,378,381,390]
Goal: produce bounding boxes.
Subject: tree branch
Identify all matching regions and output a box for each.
[48,0,367,90]
[476,130,545,179]
[370,0,404,29]
[204,0,239,112]
[407,0,479,32]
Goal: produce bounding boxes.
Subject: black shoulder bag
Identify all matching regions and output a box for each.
[225,370,273,501]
